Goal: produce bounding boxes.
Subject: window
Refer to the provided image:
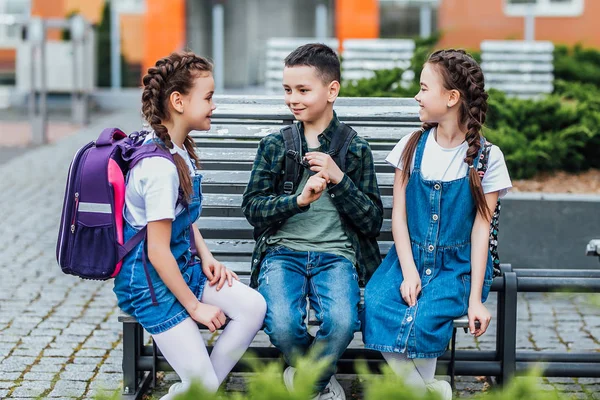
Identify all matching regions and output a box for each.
[504,0,584,17]
[0,0,30,45]
[113,0,145,14]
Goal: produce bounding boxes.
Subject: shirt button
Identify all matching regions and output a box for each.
[432,214,439,221]
[330,194,335,198]
[428,245,435,252]
[261,237,266,241]
[253,259,258,264]
[434,183,441,190]
[407,316,413,322]
[426,268,432,275]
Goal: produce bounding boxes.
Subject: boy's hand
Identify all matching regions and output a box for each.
[468,301,491,337]
[305,152,344,185]
[297,171,329,207]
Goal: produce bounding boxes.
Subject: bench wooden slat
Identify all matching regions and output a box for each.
[203,239,395,259]
[197,147,393,163]
[197,216,394,241]
[199,193,394,218]
[191,124,418,142]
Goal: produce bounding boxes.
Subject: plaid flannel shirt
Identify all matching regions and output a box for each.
[241,113,384,287]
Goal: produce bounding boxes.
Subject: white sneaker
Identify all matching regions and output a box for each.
[283,366,296,391]
[283,367,320,400]
[159,381,187,400]
[425,379,452,400]
[319,375,346,400]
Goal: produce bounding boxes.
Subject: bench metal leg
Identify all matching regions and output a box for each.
[450,328,457,389]
[122,322,153,399]
[500,271,518,385]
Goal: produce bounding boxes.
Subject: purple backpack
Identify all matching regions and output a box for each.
[56,128,175,280]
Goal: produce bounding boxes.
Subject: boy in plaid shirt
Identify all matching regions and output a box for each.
[242,43,383,400]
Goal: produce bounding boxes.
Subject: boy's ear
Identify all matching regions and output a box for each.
[327,80,340,103]
[169,91,184,114]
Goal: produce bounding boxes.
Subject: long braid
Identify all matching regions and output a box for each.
[141,52,213,201]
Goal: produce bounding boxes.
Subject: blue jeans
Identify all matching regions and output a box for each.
[257,246,361,392]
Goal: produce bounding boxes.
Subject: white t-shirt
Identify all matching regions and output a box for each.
[385,128,512,198]
[124,133,197,228]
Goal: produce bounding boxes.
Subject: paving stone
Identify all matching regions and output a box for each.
[76,348,107,358]
[64,363,97,373]
[0,357,36,371]
[44,347,75,357]
[48,380,88,397]
[99,363,121,374]
[29,363,64,373]
[60,369,96,381]
[0,371,22,380]
[11,380,52,397]
[23,371,57,381]
[11,347,44,357]
[0,380,14,388]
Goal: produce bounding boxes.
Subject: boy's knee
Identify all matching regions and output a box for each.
[265,313,307,350]
[321,307,359,342]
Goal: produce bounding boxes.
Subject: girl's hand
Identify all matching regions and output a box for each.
[201,255,239,290]
[468,301,491,337]
[188,302,226,332]
[400,268,421,307]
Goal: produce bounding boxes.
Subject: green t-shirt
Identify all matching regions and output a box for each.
[266,148,356,264]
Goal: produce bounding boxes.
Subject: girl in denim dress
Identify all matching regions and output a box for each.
[363,50,512,400]
[113,52,266,399]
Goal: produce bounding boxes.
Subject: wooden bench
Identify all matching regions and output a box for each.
[480,40,554,99]
[264,38,339,94]
[340,39,416,86]
[118,95,517,399]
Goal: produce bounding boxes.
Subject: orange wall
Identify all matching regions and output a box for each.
[31,0,65,40]
[439,0,600,49]
[143,0,186,75]
[64,0,104,23]
[335,0,379,47]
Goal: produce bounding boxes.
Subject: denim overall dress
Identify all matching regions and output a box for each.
[113,172,207,335]
[363,129,493,358]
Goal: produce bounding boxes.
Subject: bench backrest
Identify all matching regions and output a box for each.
[192,95,420,283]
[480,40,554,99]
[264,38,340,94]
[341,39,416,84]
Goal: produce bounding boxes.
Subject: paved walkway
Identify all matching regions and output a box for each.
[0,112,598,399]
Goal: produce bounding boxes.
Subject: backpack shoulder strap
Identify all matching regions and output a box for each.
[281,124,302,195]
[476,137,493,175]
[128,141,174,169]
[327,122,357,172]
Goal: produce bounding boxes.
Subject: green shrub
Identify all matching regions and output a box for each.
[554,44,600,88]
[93,355,569,400]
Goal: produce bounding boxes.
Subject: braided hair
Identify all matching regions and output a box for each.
[401,49,490,219]
[141,52,213,201]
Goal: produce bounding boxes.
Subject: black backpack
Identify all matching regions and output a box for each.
[477,139,502,277]
[280,122,357,195]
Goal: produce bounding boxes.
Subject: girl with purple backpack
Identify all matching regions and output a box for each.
[112,52,266,399]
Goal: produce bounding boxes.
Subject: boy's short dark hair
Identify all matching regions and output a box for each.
[284,43,341,84]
